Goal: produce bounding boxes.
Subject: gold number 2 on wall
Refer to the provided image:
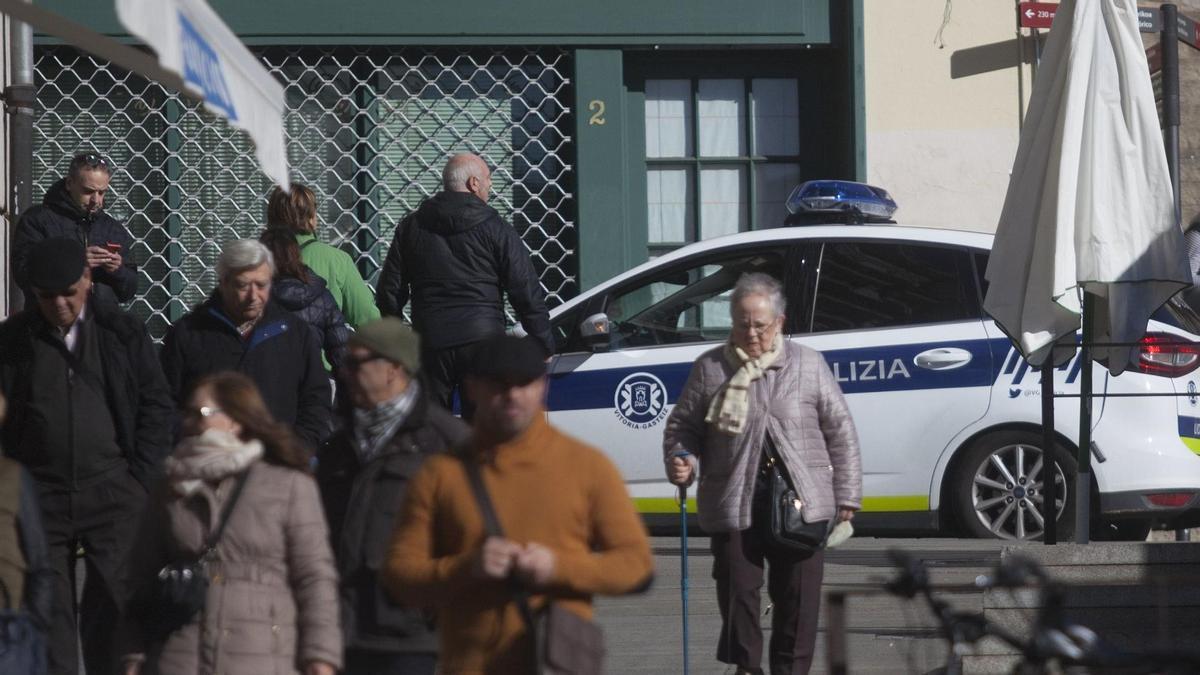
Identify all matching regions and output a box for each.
[588,99,606,126]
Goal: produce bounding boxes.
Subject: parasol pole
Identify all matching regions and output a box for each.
[1075,292,1095,544]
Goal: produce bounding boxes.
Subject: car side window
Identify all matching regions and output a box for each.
[604,250,784,349]
[809,241,981,332]
[974,251,990,308]
[551,305,583,354]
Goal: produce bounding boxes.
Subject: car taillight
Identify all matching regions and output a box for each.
[1147,492,1194,508]
[1135,333,1200,377]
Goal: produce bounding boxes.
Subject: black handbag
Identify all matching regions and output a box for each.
[763,440,830,555]
[137,468,251,642]
[461,457,605,675]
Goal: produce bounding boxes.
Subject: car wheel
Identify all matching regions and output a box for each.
[952,431,1077,541]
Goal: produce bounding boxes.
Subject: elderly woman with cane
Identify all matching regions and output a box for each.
[663,272,862,675]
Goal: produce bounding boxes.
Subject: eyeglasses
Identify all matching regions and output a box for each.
[342,354,389,371]
[182,405,223,419]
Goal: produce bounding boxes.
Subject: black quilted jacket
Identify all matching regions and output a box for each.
[376,191,553,355]
[273,268,351,371]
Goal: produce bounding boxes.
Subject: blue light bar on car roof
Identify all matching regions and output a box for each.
[784,180,898,223]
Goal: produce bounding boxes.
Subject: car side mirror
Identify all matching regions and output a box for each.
[580,312,612,352]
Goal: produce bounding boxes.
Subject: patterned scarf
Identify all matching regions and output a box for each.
[165,429,263,496]
[704,333,784,435]
[353,382,420,463]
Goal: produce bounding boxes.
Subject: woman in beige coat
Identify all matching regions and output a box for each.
[120,372,341,675]
[664,272,862,675]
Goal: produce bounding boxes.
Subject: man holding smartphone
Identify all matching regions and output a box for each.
[12,152,138,307]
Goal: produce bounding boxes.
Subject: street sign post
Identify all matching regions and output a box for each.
[1140,7,1163,32]
[1019,2,1058,29]
[1146,41,1162,74]
[1176,10,1200,49]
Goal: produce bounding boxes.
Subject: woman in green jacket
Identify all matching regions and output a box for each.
[266,184,381,329]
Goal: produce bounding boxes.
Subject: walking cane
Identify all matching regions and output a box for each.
[679,483,690,675]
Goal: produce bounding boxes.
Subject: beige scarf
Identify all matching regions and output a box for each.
[705,333,784,434]
[165,428,263,496]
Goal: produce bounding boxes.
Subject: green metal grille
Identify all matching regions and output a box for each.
[33,46,577,340]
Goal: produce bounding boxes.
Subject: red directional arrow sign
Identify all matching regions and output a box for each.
[1018,2,1058,29]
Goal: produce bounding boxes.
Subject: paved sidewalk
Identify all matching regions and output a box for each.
[596,536,1010,674]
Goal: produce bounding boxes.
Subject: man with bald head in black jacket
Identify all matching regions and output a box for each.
[377,153,553,419]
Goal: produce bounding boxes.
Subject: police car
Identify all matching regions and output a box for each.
[542,200,1200,541]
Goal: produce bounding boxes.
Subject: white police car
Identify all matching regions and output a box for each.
[543,222,1200,540]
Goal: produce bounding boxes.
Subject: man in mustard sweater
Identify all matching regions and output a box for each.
[384,335,654,674]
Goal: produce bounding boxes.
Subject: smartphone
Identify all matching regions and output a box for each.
[104,242,122,254]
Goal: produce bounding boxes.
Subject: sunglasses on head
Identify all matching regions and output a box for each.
[71,153,110,169]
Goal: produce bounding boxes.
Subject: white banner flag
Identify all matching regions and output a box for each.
[115,0,289,190]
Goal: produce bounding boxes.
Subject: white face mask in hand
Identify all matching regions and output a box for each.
[826,520,854,548]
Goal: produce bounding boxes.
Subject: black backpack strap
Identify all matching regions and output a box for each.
[299,238,317,250]
[200,467,253,561]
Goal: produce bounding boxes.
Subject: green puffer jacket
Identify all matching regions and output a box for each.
[296,233,381,329]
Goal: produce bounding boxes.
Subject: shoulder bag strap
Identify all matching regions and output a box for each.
[462,457,505,539]
[460,457,542,636]
[763,433,801,494]
[200,467,253,560]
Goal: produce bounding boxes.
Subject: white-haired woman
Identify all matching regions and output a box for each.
[663,272,862,675]
[160,239,333,447]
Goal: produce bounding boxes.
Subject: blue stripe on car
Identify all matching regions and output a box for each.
[1178,415,1200,440]
[547,338,1014,412]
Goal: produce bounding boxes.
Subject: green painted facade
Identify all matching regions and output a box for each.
[38,0,831,44]
[36,0,861,292]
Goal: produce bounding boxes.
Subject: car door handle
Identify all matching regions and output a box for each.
[914,348,973,371]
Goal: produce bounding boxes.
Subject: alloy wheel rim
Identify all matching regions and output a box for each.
[971,443,1066,541]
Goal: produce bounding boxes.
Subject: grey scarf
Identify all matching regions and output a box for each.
[353,382,419,463]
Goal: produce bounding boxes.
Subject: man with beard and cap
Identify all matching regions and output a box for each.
[0,237,173,675]
[318,318,468,674]
[12,153,138,307]
[383,335,652,674]
[376,153,553,420]
[160,238,332,447]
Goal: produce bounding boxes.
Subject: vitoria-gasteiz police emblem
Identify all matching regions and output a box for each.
[614,372,668,429]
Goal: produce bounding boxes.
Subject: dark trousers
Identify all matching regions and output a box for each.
[37,469,144,675]
[420,342,480,421]
[344,650,436,675]
[710,479,825,675]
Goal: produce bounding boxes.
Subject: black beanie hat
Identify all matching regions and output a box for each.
[468,334,547,385]
[27,237,87,290]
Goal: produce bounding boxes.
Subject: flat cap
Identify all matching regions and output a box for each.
[468,334,546,385]
[348,317,421,372]
[27,237,87,290]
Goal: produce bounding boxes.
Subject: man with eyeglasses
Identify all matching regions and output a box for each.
[12,153,138,308]
[0,237,173,675]
[317,317,467,675]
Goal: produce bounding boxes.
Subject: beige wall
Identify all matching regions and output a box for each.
[865,0,1200,234]
[864,1,1034,232]
[1175,0,1200,227]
